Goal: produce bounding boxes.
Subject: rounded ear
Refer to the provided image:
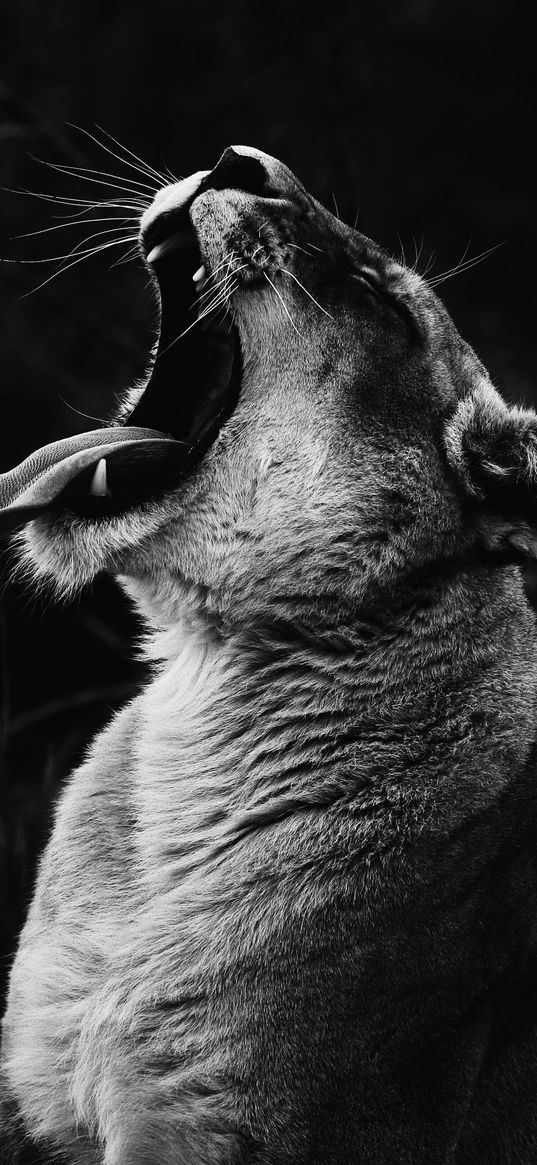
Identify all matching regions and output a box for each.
[444,380,537,559]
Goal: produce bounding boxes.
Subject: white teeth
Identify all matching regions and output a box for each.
[146,229,192,265]
[193,264,207,288]
[146,244,163,265]
[89,458,109,498]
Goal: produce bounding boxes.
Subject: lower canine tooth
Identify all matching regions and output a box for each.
[89,458,109,497]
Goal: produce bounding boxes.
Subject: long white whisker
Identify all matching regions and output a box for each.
[288,242,316,257]
[30,158,155,201]
[20,236,135,297]
[38,161,158,195]
[111,244,141,267]
[283,269,334,319]
[58,396,109,424]
[158,280,239,358]
[189,255,236,310]
[193,261,249,311]
[428,241,471,284]
[66,123,167,189]
[427,242,506,288]
[52,200,145,218]
[263,273,304,338]
[197,281,238,319]
[194,253,234,291]
[412,235,424,273]
[6,225,137,264]
[13,215,136,240]
[93,124,169,186]
[191,275,231,311]
[195,274,237,317]
[420,251,437,280]
[164,165,181,183]
[4,187,146,211]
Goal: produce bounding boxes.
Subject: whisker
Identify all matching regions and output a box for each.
[164,166,181,183]
[263,272,304,338]
[29,157,156,201]
[424,240,471,283]
[13,215,137,240]
[93,124,169,186]
[33,158,158,196]
[20,236,136,297]
[212,303,233,330]
[193,260,248,311]
[5,225,137,264]
[66,123,167,189]
[58,396,109,424]
[412,235,424,273]
[4,187,146,212]
[111,244,141,268]
[288,242,316,257]
[429,241,472,284]
[420,251,436,280]
[427,242,506,288]
[198,281,238,318]
[197,273,238,316]
[190,255,237,310]
[191,275,231,312]
[157,280,239,358]
[52,200,145,218]
[282,269,334,319]
[195,253,235,286]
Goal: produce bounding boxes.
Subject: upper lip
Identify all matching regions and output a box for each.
[139,169,210,265]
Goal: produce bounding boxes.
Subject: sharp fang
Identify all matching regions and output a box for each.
[193,264,208,291]
[146,229,192,265]
[89,458,109,497]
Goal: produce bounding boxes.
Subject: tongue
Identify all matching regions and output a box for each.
[0,426,182,534]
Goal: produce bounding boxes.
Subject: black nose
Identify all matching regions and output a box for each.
[203,147,270,198]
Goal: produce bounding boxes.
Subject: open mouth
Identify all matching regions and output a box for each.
[0,149,283,536]
[0,182,244,534]
[129,196,243,467]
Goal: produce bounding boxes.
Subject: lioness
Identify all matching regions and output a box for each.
[1,145,537,1164]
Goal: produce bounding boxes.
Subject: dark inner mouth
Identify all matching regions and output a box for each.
[0,185,247,534]
[128,214,242,468]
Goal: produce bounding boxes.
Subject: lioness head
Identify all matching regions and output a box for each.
[1,145,535,628]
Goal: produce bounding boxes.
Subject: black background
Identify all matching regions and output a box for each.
[1,0,536,1009]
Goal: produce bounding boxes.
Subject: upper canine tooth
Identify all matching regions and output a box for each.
[89,458,109,497]
[146,229,192,265]
[192,264,207,285]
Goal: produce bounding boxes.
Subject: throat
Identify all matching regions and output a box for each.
[127,598,425,876]
[124,569,535,884]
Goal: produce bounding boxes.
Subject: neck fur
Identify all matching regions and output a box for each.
[120,566,537,884]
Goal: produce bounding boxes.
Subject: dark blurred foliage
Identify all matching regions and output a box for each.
[0,0,536,1022]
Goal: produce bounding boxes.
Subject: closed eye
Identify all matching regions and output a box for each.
[351,269,422,340]
[351,268,384,299]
